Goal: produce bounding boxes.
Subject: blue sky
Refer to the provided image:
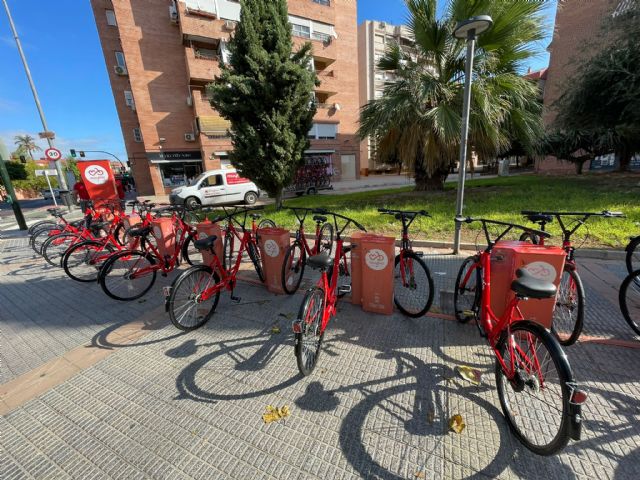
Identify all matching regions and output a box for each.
[0,0,556,163]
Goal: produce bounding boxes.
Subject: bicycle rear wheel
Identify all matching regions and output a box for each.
[393,252,434,317]
[28,220,57,236]
[295,287,325,376]
[99,250,157,301]
[626,237,640,276]
[282,241,306,294]
[62,240,115,282]
[495,321,573,455]
[619,270,640,336]
[247,240,265,282]
[454,256,481,323]
[551,267,584,346]
[42,233,80,267]
[169,265,221,331]
[31,225,62,255]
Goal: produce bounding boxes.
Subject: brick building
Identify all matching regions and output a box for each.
[90,0,361,196]
[537,0,621,173]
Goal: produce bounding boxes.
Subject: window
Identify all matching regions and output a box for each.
[202,174,223,187]
[374,34,385,45]
[312,31,331,43]
[115,51,126,68]
[292,23,311,38]
[124,90,135,109]
[313,0,330,6]
[133,128,142,142]
[105,9,117,26]
[308,123,337,139]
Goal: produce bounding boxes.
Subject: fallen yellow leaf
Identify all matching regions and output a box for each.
[455,365,482,386]
[270,326,281,334]
[414,470,426,478]
[262,405,291,424]
[449,414,466,434]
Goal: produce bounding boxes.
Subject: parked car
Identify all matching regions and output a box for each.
[169,169,260,209]
[41,189,61,200]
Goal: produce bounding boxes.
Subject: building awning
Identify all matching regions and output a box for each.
[305,149,335,154]
[198,115,231,136]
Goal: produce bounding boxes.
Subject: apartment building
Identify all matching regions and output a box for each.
[91,0,360,196]
[357,20,414,173]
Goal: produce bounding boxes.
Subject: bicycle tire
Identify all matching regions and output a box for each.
[223,232,235,271]
[182,232,204,266]
[62,240,115,282]
[281,241,306,294]
[247,240,265,282]
[318,223,334,256]
[295,287,325,376]
[551,267,584,346]
[28,220,57,236]
[495,321,573,455]
[41,233,80,267]
[626,237,640,276]
[619,269,640,336]
[31,225,62,255]
[98,250,157,301]
[393,251,434,317]
[453,256,482,323]
[258,219,276,229]
[519,231,541,245]
[169,265,221,331]
[113,223,127,246]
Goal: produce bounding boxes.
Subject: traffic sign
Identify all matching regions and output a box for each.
[44,148,62,161]
[35,169,57,177]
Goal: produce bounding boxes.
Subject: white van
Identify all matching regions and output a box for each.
[169,169,260,209]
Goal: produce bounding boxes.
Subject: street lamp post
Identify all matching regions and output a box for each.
[452,15,493,254]
[2,0,71,211]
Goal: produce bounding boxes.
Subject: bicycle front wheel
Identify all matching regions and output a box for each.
[619,269,640,336]
[42,233,80,267]
[282,242,306,294]
[393,252,434,317]
[169,265,221,331]
[626,237,640,275]
[552,267,584,346]
[31,225,62,255]
[453,256,481,323]
[295,287,325,376]
[258,219,276,229]
[318,223,334,255]
[62,240,115,282]
[99,250,157,301]
[28,220,57,236]
[247,240,265,282]
[495,321,573,455]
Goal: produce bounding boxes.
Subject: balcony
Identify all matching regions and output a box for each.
[178,1,231,43]
[185,46,221,82]
[315,69,338,97]
[293,36,337,65]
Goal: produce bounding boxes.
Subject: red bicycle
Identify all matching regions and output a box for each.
[98,205,198,301]
[281,206,334,294]
[293,210,366,376]
[378,208,434,317]
[166,207,268,330]
[520,210,623,345]
[454,217,586,455]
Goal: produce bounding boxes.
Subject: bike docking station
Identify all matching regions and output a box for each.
[196,220,224,264]
[490,241,566,328]
[257,227,292,294]
[151,217,177,265]
[349,232,396,315]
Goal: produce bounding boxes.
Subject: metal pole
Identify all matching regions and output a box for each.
[453,30,477,254]
[0,140,28,230]
[44,172,57,207]
[2,0,70,210]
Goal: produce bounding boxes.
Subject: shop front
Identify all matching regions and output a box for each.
[147,151,204,190]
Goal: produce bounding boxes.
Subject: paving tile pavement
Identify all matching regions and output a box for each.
[1,236,640,479]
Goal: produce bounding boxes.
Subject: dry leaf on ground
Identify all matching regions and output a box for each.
[449,414,466,434]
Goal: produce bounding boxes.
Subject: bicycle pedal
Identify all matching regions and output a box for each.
[230,295,241,303]
[337,285,352,295]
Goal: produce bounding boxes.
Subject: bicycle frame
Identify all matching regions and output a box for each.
[315,238,347,333]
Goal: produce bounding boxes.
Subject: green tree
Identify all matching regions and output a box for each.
[0,161,28,185]
[207,0,317,208]
[542,130,599,175]
[359,0,545,190]
[553,5,640,172]
[63,157,80,180]
[13,134,42,160]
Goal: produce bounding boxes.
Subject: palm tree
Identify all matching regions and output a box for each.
[14,134,42,160]
[359,0,546,190]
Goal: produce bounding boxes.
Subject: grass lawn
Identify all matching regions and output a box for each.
[261,173,640,249]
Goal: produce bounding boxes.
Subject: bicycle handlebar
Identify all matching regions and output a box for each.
[456,216,551,239]
[521,210,625,218]
[312,208,367,233]
[378,208,430,218]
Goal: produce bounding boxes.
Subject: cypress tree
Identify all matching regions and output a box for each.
[208,0,318,208]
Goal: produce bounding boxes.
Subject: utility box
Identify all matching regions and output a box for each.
[151,217,176,259]
[360,235,396,315]
[196,221,224,265]
[348,231,375,305]
[257,227,291,293]
[490,241,566,329]
[123,213,141,248]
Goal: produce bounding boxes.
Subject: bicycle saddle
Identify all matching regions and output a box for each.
[313,215,327,223]
[511,268,556,299]
[307,253,333,271]
[128,226,152,237]
[69,220,85,228]
[194,235,218,251]
[526,214,553,224]
[250,213,262,220]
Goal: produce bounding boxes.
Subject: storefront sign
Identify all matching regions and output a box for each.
[147,151,202,163]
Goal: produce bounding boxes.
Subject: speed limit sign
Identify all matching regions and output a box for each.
[45,148,62,161]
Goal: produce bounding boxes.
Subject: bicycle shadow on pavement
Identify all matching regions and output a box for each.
[90,315,188,350]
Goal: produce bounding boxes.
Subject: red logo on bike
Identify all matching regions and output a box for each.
[84,165,109,185]
[365,248,388,271]
[523,261,557,282]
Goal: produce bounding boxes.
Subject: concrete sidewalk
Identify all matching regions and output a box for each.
[1,235,639,479]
